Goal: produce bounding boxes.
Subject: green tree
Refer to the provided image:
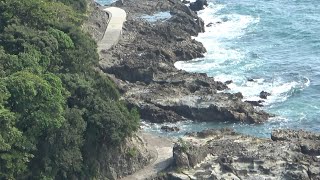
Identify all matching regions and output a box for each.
[0,82,34,179]
[0,0,141,178]
[4,72,67,138]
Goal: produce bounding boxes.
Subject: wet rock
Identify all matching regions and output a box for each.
[224,80,233,85]
[161,125,180,132]
[206,22,214,27]
[247,78,255,82]
[99,0,270,125]
[233,92,244,99]
[259,91,271,99]
[245,100,264,107]
[189,0,208,11]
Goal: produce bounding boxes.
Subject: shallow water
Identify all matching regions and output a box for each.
[140,11,171,23]
[96,0,320,137]
[95,0,116,6]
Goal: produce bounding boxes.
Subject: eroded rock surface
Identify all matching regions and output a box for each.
[171,129,320,180]
[98,0,270,124]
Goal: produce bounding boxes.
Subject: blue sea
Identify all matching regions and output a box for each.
[97,0,320,137]
[95,0,115,6]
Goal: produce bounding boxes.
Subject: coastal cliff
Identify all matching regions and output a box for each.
[86,0,320,179]
[98,0,270,125]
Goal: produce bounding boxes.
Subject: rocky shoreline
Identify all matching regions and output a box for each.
[168,128,320,180]
[98,0,270,125]
[86,0,320,179]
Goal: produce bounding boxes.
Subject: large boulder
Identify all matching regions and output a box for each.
[189,0,208,11]
[260,91,271,99]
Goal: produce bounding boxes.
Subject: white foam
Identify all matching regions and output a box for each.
[175,2,310,107]
[196,3,259,40]
[223,76,310,105]
[175,3,259,74]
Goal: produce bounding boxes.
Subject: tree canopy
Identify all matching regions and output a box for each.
[0,0,139,179]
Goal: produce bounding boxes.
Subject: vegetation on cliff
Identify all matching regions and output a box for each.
[0,0,139,179]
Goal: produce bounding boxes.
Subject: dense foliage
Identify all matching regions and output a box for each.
[0,0,139,179]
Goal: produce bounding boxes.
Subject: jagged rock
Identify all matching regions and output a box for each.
[224,80,233,85]
[271,129,320,156]
[83,0,109,41]
[98,0,270,125]
[189,0,208,11]
[245,100,264,107]
[206,22,214,27]
[308,165,320,179]
[234,92,244,99]
[259,91,271,99]
[173,144,190,168]
[161,125,180,132]
[171,128,320,179]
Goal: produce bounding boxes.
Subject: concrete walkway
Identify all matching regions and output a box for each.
[97,7,126,52]
[97,7,174,180]
[121,133,174,180]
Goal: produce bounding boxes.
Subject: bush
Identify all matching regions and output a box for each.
[0,0,140,179]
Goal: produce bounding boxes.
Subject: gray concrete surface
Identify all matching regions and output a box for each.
[97,7,126,52]
[121,132,174,180]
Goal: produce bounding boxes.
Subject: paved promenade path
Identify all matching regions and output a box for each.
[97,7,126,52]
[97,7,174,179]
[121,132,174,180]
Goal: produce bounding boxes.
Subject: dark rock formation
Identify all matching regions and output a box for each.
[245,100,264,107]
[83,1,109,41]
[260,91,271,99]
[98,133,152,180]
[171,128,320,179]
[161,125,180,132]
[99,0,270,124]
[224,80,233,85]
[189,0,208,12]
[206,22,214,27]
[272,129,320,156]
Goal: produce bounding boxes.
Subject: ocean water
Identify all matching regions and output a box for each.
[140,11,172,23]
[96,0,320,137]
[174,0,320,137]
[95,0,116,6]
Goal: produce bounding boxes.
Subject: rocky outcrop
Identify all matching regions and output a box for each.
[98,0,271,124]
[83,0,109,41]
[189,0,208,12]
[161,126,180,132]
[96,133,153,180]
[260,91,271,99]
[171,128,320,179]
[271,129,320,156]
